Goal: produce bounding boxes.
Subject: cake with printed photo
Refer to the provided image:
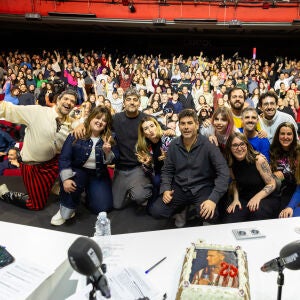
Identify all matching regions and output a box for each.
[176,241,250,300]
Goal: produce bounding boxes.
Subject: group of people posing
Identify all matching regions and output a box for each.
[0,49,300,228]
[0,84,300,228]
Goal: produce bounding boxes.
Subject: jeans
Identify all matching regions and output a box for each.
[60,167,113,214]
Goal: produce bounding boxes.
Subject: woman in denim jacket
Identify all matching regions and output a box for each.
[51,106,119,226]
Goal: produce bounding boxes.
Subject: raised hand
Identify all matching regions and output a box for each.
[136,151,152,166]
[158,148,167,161]
[102,136,112,155]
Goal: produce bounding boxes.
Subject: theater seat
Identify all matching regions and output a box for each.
[107,166,114,179]
[3,169,22,176]
[15,142,24,150]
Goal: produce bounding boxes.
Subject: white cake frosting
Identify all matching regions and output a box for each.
[176,241,250,300]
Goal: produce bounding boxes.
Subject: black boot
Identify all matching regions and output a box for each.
[0,192,29,208]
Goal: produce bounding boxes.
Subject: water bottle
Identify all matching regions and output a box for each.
[94,212,111,258]
[94,212,111,236]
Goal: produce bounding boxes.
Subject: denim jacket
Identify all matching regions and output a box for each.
[59,133,119,181]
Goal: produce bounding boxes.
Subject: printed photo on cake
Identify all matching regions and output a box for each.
[190,249,239,288]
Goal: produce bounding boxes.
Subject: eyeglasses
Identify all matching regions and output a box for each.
[231,142,247,150]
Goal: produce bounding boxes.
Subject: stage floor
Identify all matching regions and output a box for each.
[0,176,180,236]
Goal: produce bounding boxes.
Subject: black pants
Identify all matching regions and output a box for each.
[149,184,219,223]
[222,194,280,223]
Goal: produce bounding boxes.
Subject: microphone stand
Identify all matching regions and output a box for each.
[88,264,111,299]
[89,283,97,300]
[276,266,284,300]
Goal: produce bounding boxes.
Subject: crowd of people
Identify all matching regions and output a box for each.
[0,48,300,228]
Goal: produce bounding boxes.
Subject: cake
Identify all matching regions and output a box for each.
[176,241,250,300]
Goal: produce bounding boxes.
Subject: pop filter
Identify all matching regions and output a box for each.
[68,236,110,298]
[279,240,300,271]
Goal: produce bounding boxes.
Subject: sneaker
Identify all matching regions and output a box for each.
[51,209,75,226]
[174,208,187,228]
[0,184,9,197]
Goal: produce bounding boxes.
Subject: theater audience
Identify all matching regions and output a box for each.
[0,130,16,162]
[0,147,21,175]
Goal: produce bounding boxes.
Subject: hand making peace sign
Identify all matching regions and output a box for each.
[102,135,112,155]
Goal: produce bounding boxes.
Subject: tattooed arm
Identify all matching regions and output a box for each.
[247,154,276,212]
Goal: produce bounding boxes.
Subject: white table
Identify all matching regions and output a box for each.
[93,217,300,300]
[1,218,300,300]
[0,221,82,300]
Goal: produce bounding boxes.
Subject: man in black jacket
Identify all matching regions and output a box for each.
[149,109,229,225]
[178,85,195,110]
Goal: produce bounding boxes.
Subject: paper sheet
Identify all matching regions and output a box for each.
[0,259,53,300]
[67,267,161,300]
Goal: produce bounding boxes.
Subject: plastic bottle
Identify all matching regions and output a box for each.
[94,212,112,258]
[94,212,111,237]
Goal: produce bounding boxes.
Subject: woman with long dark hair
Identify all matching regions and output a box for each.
[279,154,300,218]
[270,122,300,211]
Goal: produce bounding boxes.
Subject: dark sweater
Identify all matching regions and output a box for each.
[113,111,147,170]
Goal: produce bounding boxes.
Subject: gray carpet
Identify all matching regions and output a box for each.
[0,176,179,237]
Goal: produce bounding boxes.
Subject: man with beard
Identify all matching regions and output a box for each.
[241,107,270,162]
[0,90,77,210]
[149,109,229,226]
[229,87,264,134]
[258,91,298,144]
[228,87,247,131]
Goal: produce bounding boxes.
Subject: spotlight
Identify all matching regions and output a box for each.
[128,3,136,13]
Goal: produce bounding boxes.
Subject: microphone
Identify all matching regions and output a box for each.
[261,240,300,272]
[68,236,111,298]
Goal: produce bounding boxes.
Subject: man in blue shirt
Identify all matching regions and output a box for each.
[0,130,16,162]
[0,147,20,175]
[241,107,270,162]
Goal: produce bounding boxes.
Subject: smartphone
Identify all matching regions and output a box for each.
[0,245,14,268]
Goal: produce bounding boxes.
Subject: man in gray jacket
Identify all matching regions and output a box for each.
[149,109,229,225]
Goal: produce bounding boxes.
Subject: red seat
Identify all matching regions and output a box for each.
[107,166,114,180]
[15,142,24,150]
[3,169,22,176]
